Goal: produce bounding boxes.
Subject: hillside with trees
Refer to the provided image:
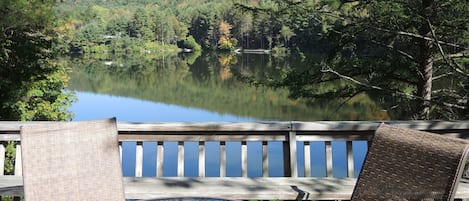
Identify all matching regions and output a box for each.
[54,0,328,54]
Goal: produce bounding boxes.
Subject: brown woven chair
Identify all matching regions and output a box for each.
[20,118,125,201]
[351,124,469,201]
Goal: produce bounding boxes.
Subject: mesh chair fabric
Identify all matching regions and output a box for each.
[351,124,469,201]
[20,118,125,201]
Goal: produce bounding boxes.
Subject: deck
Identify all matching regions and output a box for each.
[1,121,469,200]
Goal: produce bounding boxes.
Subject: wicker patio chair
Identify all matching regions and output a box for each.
[20,118,125,201]
[351,124,469,201]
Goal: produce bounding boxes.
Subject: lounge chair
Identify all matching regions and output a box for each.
[20,118,124,201]
[352,124,469,200]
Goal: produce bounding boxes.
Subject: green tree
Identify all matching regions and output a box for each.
[232,12,253,48]
[318,0,469,119]
[236,0,468,120]
[72,22,107,49]
[106,14,131,36]
[1,0,74,121]
[0,0,75,177]
[280,25,295,47]
[128,7,156,40]
[183,35,202,52]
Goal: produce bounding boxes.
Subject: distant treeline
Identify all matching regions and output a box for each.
[55,0,330,54]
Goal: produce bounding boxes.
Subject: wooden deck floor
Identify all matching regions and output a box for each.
[2,176,469,200]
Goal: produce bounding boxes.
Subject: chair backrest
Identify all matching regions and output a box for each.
[351,124,469,201]
[20,118,125,201]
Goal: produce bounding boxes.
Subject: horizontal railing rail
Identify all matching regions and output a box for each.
[1,121,468,200]
[1,121,469,176]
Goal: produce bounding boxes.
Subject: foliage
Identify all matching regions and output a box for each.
[183,36,202,52]
[61,2,187,54]
[4,142,16,175]
[322,0,468,119]
[217,20,238,50]
[0,0,75,179]
[235,0,468,120]
[279,25,295,47]
[0,0,75,121]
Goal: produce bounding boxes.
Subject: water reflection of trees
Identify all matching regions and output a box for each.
[68,53,389,121]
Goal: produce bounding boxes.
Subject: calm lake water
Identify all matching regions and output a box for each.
[67,52,372,178]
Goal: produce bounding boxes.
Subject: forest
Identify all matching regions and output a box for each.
[1,0,468,122]
[55,0,311,54]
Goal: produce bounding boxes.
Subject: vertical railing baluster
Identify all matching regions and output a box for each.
[135,141,143,177]
[283,141,291,177]
[220,141,226,177]
[325,141,333,177]
[262,141,268,177]
[346,141,354,178]
[178,141,184,177]
[14,143,21,176]
[241,141,247,177]
[118,142,122,162]
[157,141,164,177]
[289,131,298,177]
[198,141,205,177]
[304,141,311,177]
[0,142,5,175]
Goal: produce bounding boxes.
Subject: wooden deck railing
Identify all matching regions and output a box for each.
[1,121,469,200]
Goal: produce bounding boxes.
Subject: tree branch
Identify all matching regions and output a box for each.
[321,67,467,111]
[442,102,467,110]
[427,20,469,77]
[321,67,383,91]
[370,39,416,62]
[435,51,469,61]
[373,27,467,50]
[432,72,454,81]
[321,67,423,100]
[318,9,468,50]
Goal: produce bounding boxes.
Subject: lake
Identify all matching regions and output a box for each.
[67,52,374,178]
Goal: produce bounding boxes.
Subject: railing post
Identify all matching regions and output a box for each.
[14,142,22,176]
[118,142,122,162]
[220,141,226,177]
[304,141,311,177]
[262,141,268,177]
[283,138,291,176]
[177,141,184,177]
[198,142,205,177]
[284,128,297,177]
[325,141,333,177]
[241,141,247,177]
[135,141,143,177]
[346,141,354,178]
[157,141,164,177]
[0,142,4,175]
[289,131,298,178]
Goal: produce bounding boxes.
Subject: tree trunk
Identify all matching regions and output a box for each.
[416,0,434,119]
